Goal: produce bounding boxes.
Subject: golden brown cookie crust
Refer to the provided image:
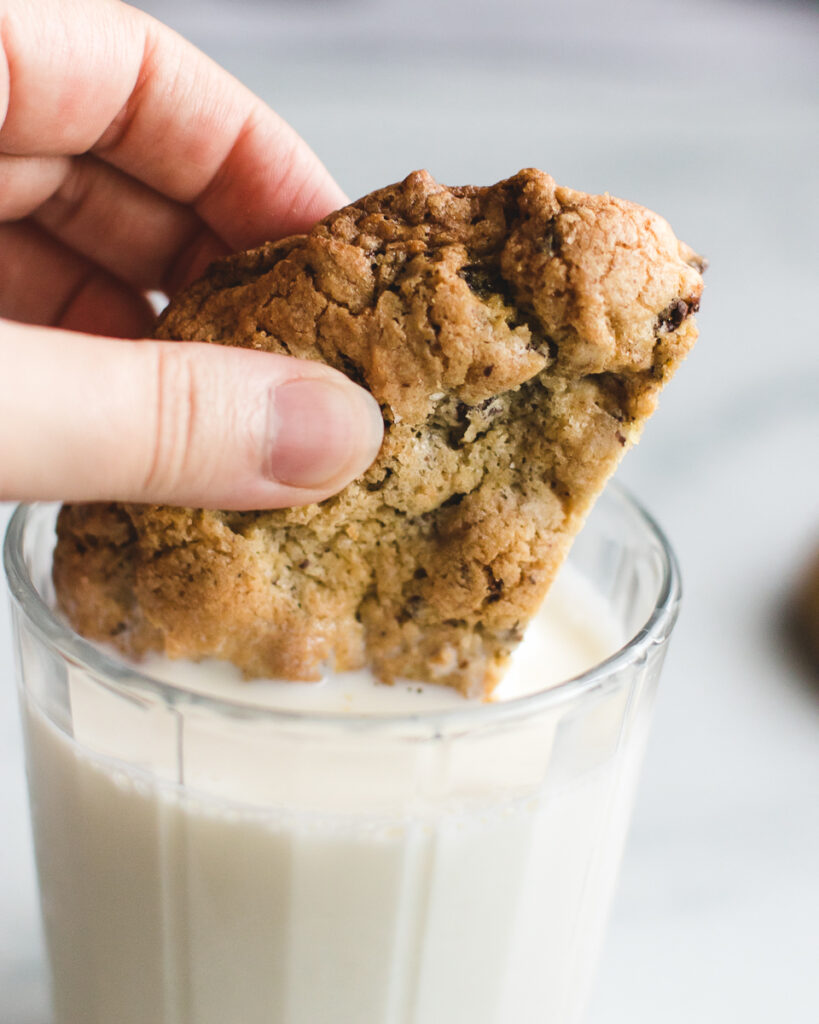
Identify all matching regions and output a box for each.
[54,169,703,696]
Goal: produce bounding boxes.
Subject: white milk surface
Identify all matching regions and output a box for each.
[138,564,620,712]
[22,566,652,1024]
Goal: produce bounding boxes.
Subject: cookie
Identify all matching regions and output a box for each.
[791,544,819,672]
[54,169,703,697]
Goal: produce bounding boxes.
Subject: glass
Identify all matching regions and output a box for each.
[4,486,680,1024]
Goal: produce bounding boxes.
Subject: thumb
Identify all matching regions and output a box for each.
[0,319,384,509]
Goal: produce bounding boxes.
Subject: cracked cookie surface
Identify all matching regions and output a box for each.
[54,169,703,696]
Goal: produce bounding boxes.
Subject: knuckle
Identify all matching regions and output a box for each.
[93,24,162,158]
[37,158,94,235]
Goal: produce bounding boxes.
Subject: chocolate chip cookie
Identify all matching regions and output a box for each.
[54,169,704,696]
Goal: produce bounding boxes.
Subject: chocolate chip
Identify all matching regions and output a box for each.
[657,299,688,332]
[459,263,514,304]
[656,295,700,334]
[459,265,497,299]
[478,397,504,418]
[486,573,504,604]
[448,406,471,447]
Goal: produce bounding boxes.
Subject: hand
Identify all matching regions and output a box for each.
[0,0,383,509]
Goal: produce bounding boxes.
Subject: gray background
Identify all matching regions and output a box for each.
[2,0,818,1020]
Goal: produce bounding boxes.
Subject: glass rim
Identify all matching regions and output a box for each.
[3,484,681,736]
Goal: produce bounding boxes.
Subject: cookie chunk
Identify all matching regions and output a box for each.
[54,169,703,697]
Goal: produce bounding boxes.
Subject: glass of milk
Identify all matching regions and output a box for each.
[4,486,680,1024]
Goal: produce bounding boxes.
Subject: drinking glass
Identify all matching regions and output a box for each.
[4,486,680,1024]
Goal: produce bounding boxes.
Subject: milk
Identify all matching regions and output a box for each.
[137,564,619,712]
[20,565,655,1024]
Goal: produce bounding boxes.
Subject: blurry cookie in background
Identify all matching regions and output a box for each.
[790,541,819,676]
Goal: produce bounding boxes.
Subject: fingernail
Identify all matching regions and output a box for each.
[267,377,383,490]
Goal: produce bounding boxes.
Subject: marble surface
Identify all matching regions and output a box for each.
[2,0,818,1020]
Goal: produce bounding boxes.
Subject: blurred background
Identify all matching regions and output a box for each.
[1,0,817,1021]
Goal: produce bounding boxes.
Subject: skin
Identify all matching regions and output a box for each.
[0,0,383,509]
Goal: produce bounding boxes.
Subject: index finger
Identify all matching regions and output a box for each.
[0,0,345,246]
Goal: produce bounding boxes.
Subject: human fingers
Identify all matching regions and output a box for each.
[0,220,155,337]
[1,152,230,295]
[0,319,384,509]
[0,0,346,248]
